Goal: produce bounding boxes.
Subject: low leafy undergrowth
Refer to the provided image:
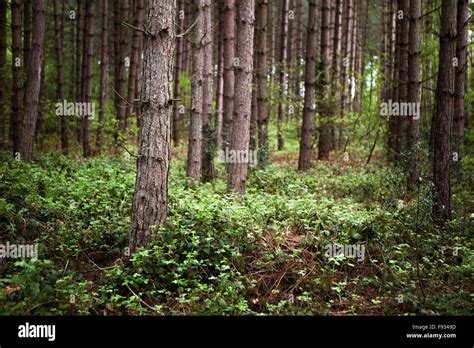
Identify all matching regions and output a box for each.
[0,151,472,315]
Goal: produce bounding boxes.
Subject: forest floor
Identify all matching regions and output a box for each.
[0,130,473,315]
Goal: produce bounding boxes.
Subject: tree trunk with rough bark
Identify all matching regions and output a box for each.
[406,0,421,190]
[75,0,84,144]
[317,0,332,160]
[172,0,185,145]
[201,0,216,182]
[23,0,31,99]
[256,0,269,167]
[433,0,457,223]
[388,0,401,163]
[215,7,224,150]
[126,0,145,129]
[339,0,352,150]
[129,0,175,252]
[97,0,109,154]
[18,0,47,162]
[453,0,468,173]
[277,0,289,150]
[395,0,409,164]
[298,0,317,170]
[227,0,255,195]
[186,0,204,182]
[54,0,68,154]
[348,0,357,113]
[330,0,342,150]
[11,0,22,155]
[81,0,94,158]
[222,0,235,151]
[291,0,304,118]
[114,0,130,134]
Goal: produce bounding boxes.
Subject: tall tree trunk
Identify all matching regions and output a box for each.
[388,0,402,163]
[172,0,185,145]
[286,0,293,120]
[426,0,436,152]
[433,0,457,223]
[267,0,275,84]
[291,0,304,119]
[453,0,468,173]
[380,0,391,103]
[317,0,332,160]
[129,0,175,252]
[68,2,76,102]
[227,0,255,195]
[395,0,409,164]
[330,0,342,151]
[11,0,22,155]
[355,0,368,114]
[186,0,204,182]
[113,0,120,134]
[328,0,335,80]
[76,0,85,144]
[23,0,31,90]
[339,0,353,150]
[97,0,109,154]
[54,0,68,154]
[181,0,194,132]
[406,0,421,190]
[389,0,397,106]
[81,0,94,158]
[114,0,130,134]
[126,0,145,129]
[215,8,225,150]
[18,0,46,162]
[256,0,269,167]
[250,15,258,152]
[201,0,216,182]
[348,0,357,113]
[353,0,361,112]
[0,0,6,147]
[298,0,317,170]
[276,0,289,150]
[180,0,190,75]
[121,0,131,131]
[222,0,235,151]
[380,0,387,100]
[286,0,294,121]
